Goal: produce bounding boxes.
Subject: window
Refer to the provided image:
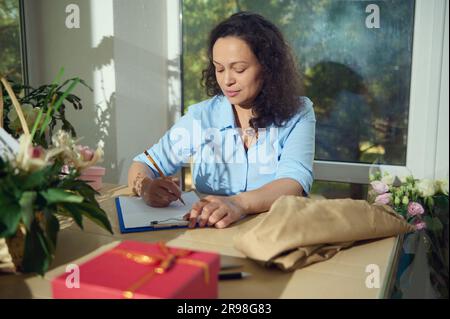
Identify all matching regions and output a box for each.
[0,0,25,83]
[179,0,447,198]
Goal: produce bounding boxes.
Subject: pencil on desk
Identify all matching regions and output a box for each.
[143,150,185,205]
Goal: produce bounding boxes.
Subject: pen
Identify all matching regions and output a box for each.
[144,150,185,205]
[150,221,189,228]
[218,272,251,280]
[150,218,189,228]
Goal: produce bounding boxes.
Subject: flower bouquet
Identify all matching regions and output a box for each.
[0,75,112,275]
[368,171,449,298]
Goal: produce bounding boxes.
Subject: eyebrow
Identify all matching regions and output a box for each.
[213,60,249,66]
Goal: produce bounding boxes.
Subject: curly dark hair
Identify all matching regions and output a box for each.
[202,12,305,128]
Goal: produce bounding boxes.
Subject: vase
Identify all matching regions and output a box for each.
[394,230,448,299]
[0,215,74,274]
[3,224,26,273]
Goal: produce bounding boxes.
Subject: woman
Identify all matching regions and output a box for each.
[128,12,316,229]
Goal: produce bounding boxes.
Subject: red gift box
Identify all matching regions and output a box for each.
[51,241,220,299]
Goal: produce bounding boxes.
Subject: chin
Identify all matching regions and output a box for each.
[226,96,246,105]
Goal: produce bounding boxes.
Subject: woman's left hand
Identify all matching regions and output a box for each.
[184,195,247,229]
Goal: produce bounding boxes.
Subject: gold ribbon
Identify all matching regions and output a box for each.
[109,241,210,299]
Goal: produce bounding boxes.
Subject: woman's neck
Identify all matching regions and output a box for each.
[233,104,254,128]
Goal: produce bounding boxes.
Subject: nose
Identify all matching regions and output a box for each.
[224,70,235,87]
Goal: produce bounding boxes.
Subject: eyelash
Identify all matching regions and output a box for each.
[215,69,245,73]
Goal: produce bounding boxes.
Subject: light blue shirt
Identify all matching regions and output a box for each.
[134,95,316,195]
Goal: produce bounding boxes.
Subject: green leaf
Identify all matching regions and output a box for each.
[31,67,65,139]
[58,179,99,203]
[58,203,84,230]
[77,202,113,234]
[19,191,37,231]
[424,215,444,233]
[22,221,52,275]
[40,189,84,205]
[0,198,22,237]
[21,168,50,189]
[39,78,80,137]
[44,210,60,252]
[30,106,45,140]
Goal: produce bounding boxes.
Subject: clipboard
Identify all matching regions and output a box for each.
[115,192,199,233]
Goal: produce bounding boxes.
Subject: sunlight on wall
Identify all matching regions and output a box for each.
[89,0,116,164]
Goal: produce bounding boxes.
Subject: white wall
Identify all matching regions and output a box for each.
[24,0,170,184]
[112,0,168,183]
[435,0,449,181]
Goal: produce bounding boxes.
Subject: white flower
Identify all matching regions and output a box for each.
[416,179,436,197]
[52,130,75,149]
[399,175,408,184]
[72,145,104,169]
[435,180,449,195]
[49,130,79,163]
[381,173,395,186]
[15,135,48,172]
[7,104,44,133]
[49,130,104,169]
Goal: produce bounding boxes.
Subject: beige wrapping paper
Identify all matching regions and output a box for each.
[234,196,415,271]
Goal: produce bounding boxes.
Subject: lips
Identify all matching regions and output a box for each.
[225,90,240,97]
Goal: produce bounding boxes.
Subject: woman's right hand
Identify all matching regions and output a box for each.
[140,176,182,207]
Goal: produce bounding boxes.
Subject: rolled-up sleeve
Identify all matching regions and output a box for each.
[275,98,316,194]
[133,108,197,177]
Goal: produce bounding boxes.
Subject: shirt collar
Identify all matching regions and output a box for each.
[211,95,236,131]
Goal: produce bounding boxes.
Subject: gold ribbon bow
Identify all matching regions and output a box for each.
[109,241,210,299]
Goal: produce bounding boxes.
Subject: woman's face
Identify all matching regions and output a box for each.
[212,36,263,108]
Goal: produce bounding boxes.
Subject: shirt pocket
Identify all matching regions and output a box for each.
[253,139,280,175]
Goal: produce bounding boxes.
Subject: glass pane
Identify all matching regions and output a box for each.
[0,0,23,83]
[182,0,415,166]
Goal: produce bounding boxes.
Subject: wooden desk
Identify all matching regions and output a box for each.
[0,184,401,299]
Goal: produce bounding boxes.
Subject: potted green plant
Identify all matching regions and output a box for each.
[0,72,113,275]
[1,68,91,147]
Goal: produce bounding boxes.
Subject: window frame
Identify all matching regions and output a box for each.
[170,0,448,185]
[18,0,29,85]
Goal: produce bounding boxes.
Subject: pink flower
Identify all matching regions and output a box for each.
[375,193,392,205]
[77,145,94,161]
[371,181,389,194]
[61,164,70,174]
[29,146,44,159]
[407,202,425,216]
[415,221,427,230]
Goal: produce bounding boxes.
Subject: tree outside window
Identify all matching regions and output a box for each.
[0,0,23,83]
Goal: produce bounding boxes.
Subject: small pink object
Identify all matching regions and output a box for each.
[407,202,425,216]
[370,181,389,194]
[415,221,427,230]
[29,146,44,159]
[79,166,106,191]
[374,193,392,205]
[77,145,95,161]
